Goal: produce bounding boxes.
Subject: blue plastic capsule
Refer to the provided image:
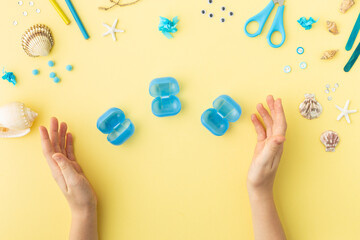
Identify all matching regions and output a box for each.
[201,95,242,136]
[149,77,181,117]
[97,108,135,146]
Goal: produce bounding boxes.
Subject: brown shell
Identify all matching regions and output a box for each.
[340,0,355,13]
[320,131,340,152]
[327,21,339,35]
[21,24,54,57]
[321,50,338,60]
[299,94,323,120]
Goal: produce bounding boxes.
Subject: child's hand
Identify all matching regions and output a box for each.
[39,117,97,214]
[247,96,287,199]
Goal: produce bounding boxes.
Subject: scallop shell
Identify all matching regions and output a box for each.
[299,94,323,120]
[21,24,54,57]
[321,50,338,60]
[327,21,339,35]
[0,102,38,138]
[320,130,340,152]
[340,0,355,13]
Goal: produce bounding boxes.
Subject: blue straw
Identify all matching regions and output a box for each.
[65,0,89,39]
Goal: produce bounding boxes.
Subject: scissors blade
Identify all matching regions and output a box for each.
[273,0,284,6]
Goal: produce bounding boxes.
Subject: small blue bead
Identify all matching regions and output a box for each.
[32,69,39,75]
[66,65,73,71]
[49,72,56,78]
[48,61,55,67]
[53,77,60,83]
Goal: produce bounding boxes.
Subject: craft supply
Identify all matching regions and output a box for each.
[53,77,60,83]
[344,42,360,72]
[97,108,135,145]
[297,17,318,30]
[103,19,124,41]
[209,13,214,18]
[299,94,322,120]
[201,95,242,136]
[336,100,357,123]
[327,21,339,35]
[244,0,286,48]
[158,16,179,39]
[201,10,206,14]
[321,50,338,60]
[220,18,225,23]
[345,14,360,51]
[208,0,213,3]
[320,131,340,152]
[1,70,17,86]
[149,77,181,117]
[340,0,354,13]
[99,0,141,11]
[283,65,291,73]
[49,0,71,25]
[221,6,226,11]
[299,62,307,69]
[32,69,39,75]
[0,102,38,138]
[48,60,55,67]
[22,24,54,57]
[297,47,304,54]
[49,72,56,78]
[66,65,73,71]
[65,0,89,39]
[229,11,234,16]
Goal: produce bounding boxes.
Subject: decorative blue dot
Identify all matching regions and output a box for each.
[48,60,55,67]
[53,77,60,83]
[66,65,73,71]
[297,47,304,55]
[49,72,56,78]
[32,69,39,75]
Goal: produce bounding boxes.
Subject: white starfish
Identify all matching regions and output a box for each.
[102,19,124,41]
[336,100,357,123]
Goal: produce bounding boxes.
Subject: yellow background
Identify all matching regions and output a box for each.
[1,0,360,239]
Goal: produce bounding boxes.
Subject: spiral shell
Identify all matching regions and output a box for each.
[327,21,339,35]
[299,94,323,120]
[21,24,54,57]
[321,50,338,60]
[0,102,38,138]
[320,130,340,152]
[340,0,355,13]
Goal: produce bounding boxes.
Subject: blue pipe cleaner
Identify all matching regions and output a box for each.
[2,68,17,86]
[297,17,318,30]
[158,16,179,39]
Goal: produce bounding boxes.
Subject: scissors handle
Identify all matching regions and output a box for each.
[266,5,285,48]
[244,1,275,37]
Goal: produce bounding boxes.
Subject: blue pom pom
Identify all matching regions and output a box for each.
[66,65,73,71]
[48,61,55,67]
[53,77,60,83]
[49,72,56,78]
[32,69,39,75]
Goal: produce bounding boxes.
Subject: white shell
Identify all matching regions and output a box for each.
[0,102,38,138]
[21,24,54,57]
[320,130,340,152]
[299,94,323,120]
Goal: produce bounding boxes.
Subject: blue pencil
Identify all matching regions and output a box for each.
[65,0,89,39]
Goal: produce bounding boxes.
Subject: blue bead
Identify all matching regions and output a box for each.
[48,61,55,67]
[66,65,73,71]
[49,72,56,78]
[53,77,60,83]
[32,69,39,75]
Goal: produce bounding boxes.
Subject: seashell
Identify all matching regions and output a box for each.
[327,21,339,35]
[321,50,338,60]
[340,0,355,13]
[299,94,323,120]
[21,24,54,57]
[0,102,38,138]
[320,130,340,152]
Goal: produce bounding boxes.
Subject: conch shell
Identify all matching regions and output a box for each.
[320,130,340,152]
[299,94,323,120]
[21,24,54,57]
[321,50,338,60]
[340,0,355,13]
[327,21,339,35]
[0,102,38,138]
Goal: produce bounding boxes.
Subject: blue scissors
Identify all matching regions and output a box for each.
[244,0,286,48]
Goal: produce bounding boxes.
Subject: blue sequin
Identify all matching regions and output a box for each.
[297,17,318,30]
[158,16,179,39]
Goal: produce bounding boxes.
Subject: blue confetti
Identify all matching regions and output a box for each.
[48,60,55,67]
[158,16,179,39]
[49,72,56,78]
[2,69,17,86]
[32,69,39,75]
[66,65,73,71]
[53,77,60,83]
[297,17,318,30]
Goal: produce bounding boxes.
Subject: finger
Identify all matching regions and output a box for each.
[256,103,273,137]
[273,99,287,136]
[266,95,276,118]
[65,133,76,161]
[39,126,54,157]
[260,135,286,166]
[49,117,61,153]
[251,114,266,141]
[53,153,80,190]
[59,122,68,155]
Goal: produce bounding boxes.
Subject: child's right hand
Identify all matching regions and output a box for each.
[247,96,287,199]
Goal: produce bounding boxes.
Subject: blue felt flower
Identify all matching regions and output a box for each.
[297,17,318,30]
[2,69,17,86]
[158,16,179,39]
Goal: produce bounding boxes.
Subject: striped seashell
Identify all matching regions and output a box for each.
[21,24,54,57]
[299,94,323,120]
[320,130,340,152]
